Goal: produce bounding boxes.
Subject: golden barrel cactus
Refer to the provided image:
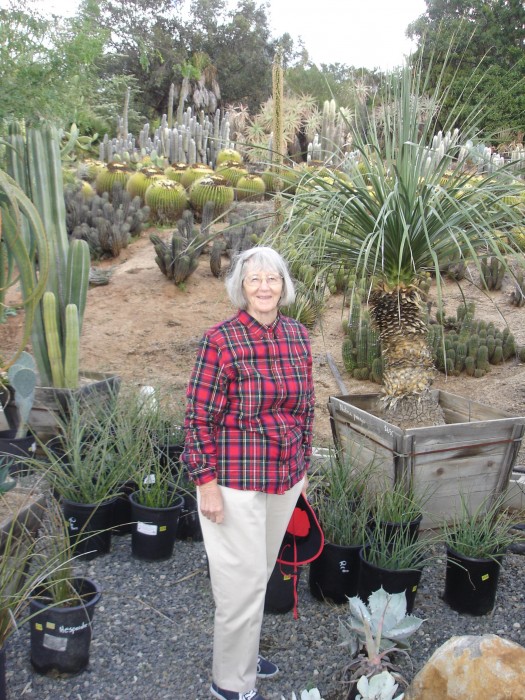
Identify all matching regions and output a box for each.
[236,174,266,201]
[145,178,189,223]
[189,174,234,217]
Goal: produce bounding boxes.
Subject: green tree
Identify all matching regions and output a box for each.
[408,0,525,141]
[0,0,107,126]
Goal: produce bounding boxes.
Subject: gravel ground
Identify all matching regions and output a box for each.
[4,517,525,700]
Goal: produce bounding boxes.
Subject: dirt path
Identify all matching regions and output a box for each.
[3,230,525,448]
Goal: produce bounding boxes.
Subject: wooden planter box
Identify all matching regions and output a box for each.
[328,390,525,528]
[28,371,121,442]
[0,487,46,556]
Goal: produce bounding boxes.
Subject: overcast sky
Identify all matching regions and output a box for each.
[33,0,427,70]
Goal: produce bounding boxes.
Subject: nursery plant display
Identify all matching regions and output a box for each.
[309,451,373,603]
[29,499,102,674]
[441,493,520,615]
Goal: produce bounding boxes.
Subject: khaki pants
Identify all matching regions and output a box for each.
[198,479,304,693]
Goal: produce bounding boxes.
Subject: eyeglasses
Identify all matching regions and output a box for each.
[244,274,283,288]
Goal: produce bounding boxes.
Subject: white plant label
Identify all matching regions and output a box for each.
[137,521,158,536]
[43,634,68,652]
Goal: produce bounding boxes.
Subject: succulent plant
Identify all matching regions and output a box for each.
[0,464,16,494]
[149,209,207,285]
[355,671,404,700]
[189,174,234,218]
[280,690,325,700]
[144,178,188,223]
[340,588,424,699]
[95,162,131,197]
[164,163,189,184]
[7,351,37,438]
[66,183,150,258]
[215,148,243,167]
[236,174,266,201]
[126,167,164,200]
[216,161,248,187]
[180,163,214,190]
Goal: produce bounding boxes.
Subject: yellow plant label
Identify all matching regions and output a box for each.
[482,574,490,581]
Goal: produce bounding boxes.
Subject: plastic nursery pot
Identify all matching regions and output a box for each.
[0,429,37,477]
[61,497,116,560]
[129,491,184,561]
[29,577,102,675]
[175,492,203,541]
[368,513,423,549]
[264,562,301,615]
[357,550,423,614]
[443,546,504,616]
[111,480,137,536]
[309,542,362,604]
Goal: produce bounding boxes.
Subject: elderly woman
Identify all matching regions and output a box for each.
[182,246,315,700]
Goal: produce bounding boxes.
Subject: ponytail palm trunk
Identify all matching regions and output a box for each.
[272,56,525,411]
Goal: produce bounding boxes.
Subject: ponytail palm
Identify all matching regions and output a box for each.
[272,61,525,411]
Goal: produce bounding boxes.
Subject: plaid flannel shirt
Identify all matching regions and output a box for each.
[182,310,315,494]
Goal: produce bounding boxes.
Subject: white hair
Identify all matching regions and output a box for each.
[225,246,296,310]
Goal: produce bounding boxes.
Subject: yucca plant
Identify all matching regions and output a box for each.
[270,51,525,422]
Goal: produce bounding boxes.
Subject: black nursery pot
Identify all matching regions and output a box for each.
[111,480,137,536]
[357,549,423,613]
[0,429,37,477]
[30,577,102,675]
[175,492,203,541]
[309,542,362,604]
[264,562,301,614]
[443,546,504,616]
[368,513,423,548]
[61,497,116,560]
[129,491,184,561]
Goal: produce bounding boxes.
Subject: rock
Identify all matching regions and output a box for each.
[405,634,525,700]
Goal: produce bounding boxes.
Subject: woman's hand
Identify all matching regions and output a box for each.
[198,480,224,524]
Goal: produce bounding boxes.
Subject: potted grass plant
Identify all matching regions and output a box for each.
[308,450,375,604]
[442,493,519,616]
[128,434,184,561]
[357,524,437,614]
[28,498,102,675]
[26,397,128,559]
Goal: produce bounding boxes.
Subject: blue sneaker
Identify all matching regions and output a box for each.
[256,655,279,678]
[210,683,265,700]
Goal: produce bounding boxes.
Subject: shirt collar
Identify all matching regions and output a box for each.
[237,309,283,338]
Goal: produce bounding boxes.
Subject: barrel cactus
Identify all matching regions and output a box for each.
[216,148,243,167]
[181,163,214,190]
[189,174,234,218]
[216,161,248,187]
[164,163,189,184]
[95,162,131,197]
[126,167,164,201]
[236,174,266,201]
[145,178,188,223]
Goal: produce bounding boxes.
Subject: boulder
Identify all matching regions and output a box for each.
[405,634,525,700]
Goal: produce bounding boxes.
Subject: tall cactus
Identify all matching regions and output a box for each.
[6,122,90,387]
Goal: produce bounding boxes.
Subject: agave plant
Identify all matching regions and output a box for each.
[355,671,404,700]
[339,588,424,699]
[270,53,525,421]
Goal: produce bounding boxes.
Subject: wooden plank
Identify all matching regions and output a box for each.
[328,391,525,528]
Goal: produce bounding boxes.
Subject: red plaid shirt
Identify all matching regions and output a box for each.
[182,310,315,494]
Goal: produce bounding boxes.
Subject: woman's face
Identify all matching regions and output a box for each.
[242,262,283,323]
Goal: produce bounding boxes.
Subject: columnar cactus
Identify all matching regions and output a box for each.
[6,122,90,388]
[149,210,206,285]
